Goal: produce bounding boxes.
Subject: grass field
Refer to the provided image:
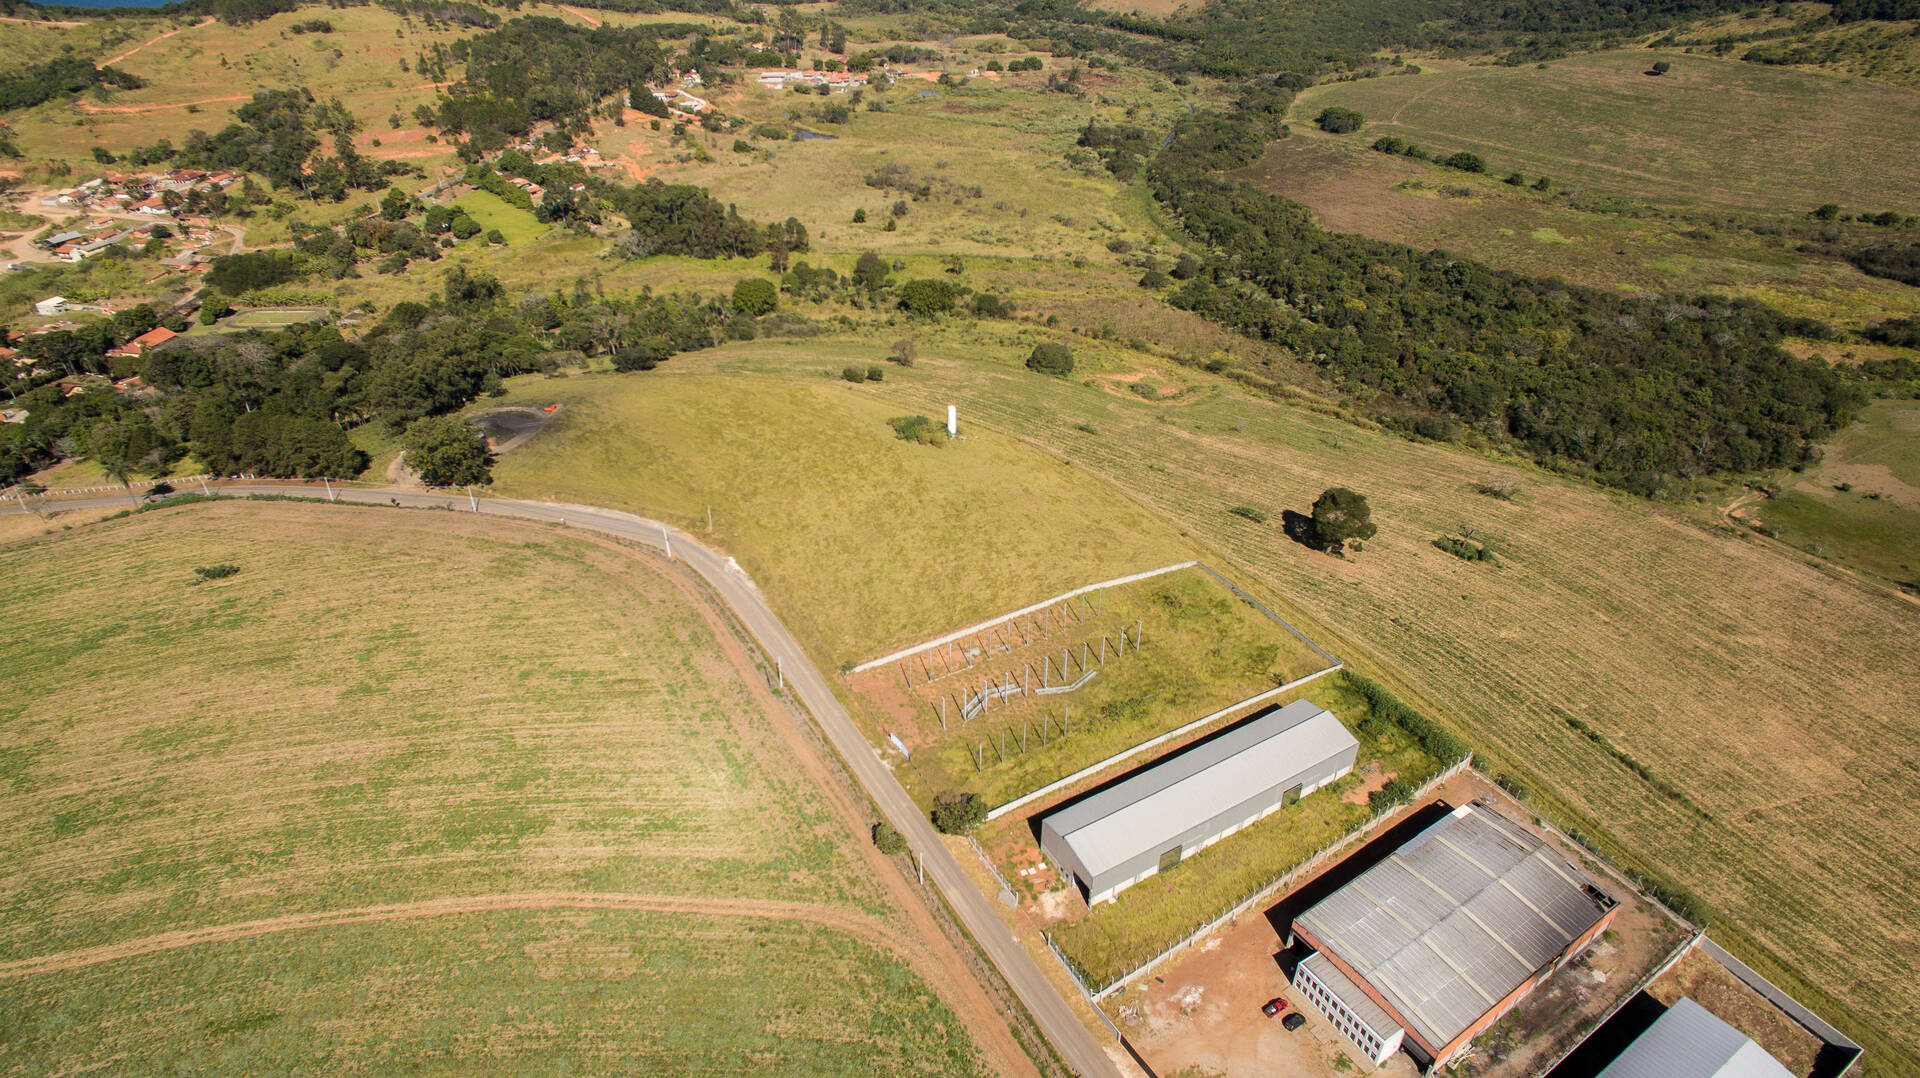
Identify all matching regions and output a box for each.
[1230,135,1920,329]
[1755,398,1920,585]
[452,189,547,247]
[221,306,330,329]
[486,369,1199,664]
[540,336,1920,1073]
[0,500,1002,1075]
[2,6,473,167]
[1007,674,1445,989]
[847,566,1333,808]
[1296,49,1920,214]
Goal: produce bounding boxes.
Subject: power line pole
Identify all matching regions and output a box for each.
[662,524,672,559]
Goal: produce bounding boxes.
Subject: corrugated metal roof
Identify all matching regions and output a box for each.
[1044,700,1358,878]
[1599,997,1796,1078]
[1297,805,1614,1051]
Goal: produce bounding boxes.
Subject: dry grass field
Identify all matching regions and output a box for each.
[2,6,472,167]
[521,339,1920,1072]
[0,500,1011,1075]
[1296,49,1920,214]
[1231,135,1920,329]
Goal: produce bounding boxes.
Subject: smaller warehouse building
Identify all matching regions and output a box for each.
[1040,699,1358,905]
[1290,803,1618,1070]
[1598,997,1795,1078]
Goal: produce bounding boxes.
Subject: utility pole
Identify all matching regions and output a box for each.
[322,477,335,502]
[197,475,210,496]
[662,524,672,559]
[467,487,478,513]
[706,505,713,532]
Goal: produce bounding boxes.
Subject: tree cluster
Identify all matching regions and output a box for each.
[437,17,668,152]
[0,57,142,110]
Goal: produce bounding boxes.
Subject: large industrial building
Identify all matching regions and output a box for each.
[1039,699,1358,905]
[1289,803,1618,1069]
[1598,997,1796,1078]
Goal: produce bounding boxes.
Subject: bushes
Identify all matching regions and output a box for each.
[872,821,908,854]
[1314,106,1364,134]
[897,278,959,316]
[1346,671,1472,763]
[888,415,945,446]
[401,415,491,487]
[1434,535,1496,563]
[1026,342,1075,376]
[932,792,985,834]
[192,564,241,583]
[1227,505,1269,522]
[731,277,777,316]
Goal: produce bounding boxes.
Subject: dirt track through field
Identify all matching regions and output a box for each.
[0,892,916,980]
[102,19,211,67]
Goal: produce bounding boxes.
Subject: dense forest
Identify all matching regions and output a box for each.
[436,18,668,152]
[1082,91,1860,490]
[0,57,143,111]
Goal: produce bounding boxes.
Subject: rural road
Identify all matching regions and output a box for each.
[14,482,1127,1078]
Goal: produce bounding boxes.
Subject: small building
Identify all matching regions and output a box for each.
[108,326,178,358]
[34,296,70,317]
[1040,699,1359,905]
[1290,804,1619,1070]
[1598,997,1795,1078]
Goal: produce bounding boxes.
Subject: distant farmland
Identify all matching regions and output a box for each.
[0,501,1005,1076]
[1297,50,1920,214]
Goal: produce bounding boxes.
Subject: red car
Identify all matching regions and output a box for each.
[1261,997,1289,1017]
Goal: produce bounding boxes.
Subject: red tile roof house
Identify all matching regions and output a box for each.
[107,326,178,359]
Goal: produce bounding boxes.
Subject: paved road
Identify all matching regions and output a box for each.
[15,482,1126,1078]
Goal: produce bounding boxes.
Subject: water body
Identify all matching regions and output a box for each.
[25,0,178,10]
[794,131,836,141]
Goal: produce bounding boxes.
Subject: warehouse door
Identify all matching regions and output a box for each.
[1158,846,1184,874]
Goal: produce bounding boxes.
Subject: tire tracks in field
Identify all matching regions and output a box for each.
[0,892,920,980]
[101,19,212,68]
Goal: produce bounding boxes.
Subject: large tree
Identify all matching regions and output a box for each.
[1310,487,1377,555]
[402,415,491,487]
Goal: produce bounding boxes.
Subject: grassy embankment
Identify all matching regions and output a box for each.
[486,336,1920,1073]
[0,501,993,1076]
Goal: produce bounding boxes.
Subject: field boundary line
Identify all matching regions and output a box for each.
[985,663,1343,823]
[0,892,915,980]
[848,561,1198,673]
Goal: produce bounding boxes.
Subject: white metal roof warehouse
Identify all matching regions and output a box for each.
[1040,699,1358,905]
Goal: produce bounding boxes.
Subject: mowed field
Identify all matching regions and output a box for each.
[1755,397,1920,585]
[506,340,1920,1072]
[1296,50,1920,214]
[1230,135,1920,328]
[0,501,1012,1075]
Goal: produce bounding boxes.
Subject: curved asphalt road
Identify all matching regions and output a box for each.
[15,483,1124,1078]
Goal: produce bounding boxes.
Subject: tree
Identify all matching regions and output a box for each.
[1309,487,1377,555]
[380,186,412,220]
[931,791,985,834]
[1812,203,1842,221]
[401,415,491,486]
[853,250,889,290]
[198,292,232,325]
[1314,106,1364,134]
[1442,151,1486,173]
[1648,60,1671,75]
[731,276,777,316]
[897,278,958,316]
[1026,342,1074,376]
[872,821,908,854]
[852,208,867,223]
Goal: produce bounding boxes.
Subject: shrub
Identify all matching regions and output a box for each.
[1442,151,1486,173]
[193,564,240,583]
[872,821,908,854]
[1434,535,1496,563]
[932,791,986,834]
[852,207,867,222]
[888,414,945,445]
[1227,505,1268,523]
[897,278,958,316]
[842,365,868,383]
[1345,671,1471,763]
[1314,106,1363,134]
[1026,342,1074,376]
[732,277,778,316]
[866,364,885,382]
[732,138,753,153]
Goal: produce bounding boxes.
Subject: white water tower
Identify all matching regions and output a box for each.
[947,405,958,438]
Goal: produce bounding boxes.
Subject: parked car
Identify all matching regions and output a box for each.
[1282,1012,1307,1032]
[1261,997,1288,1018]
